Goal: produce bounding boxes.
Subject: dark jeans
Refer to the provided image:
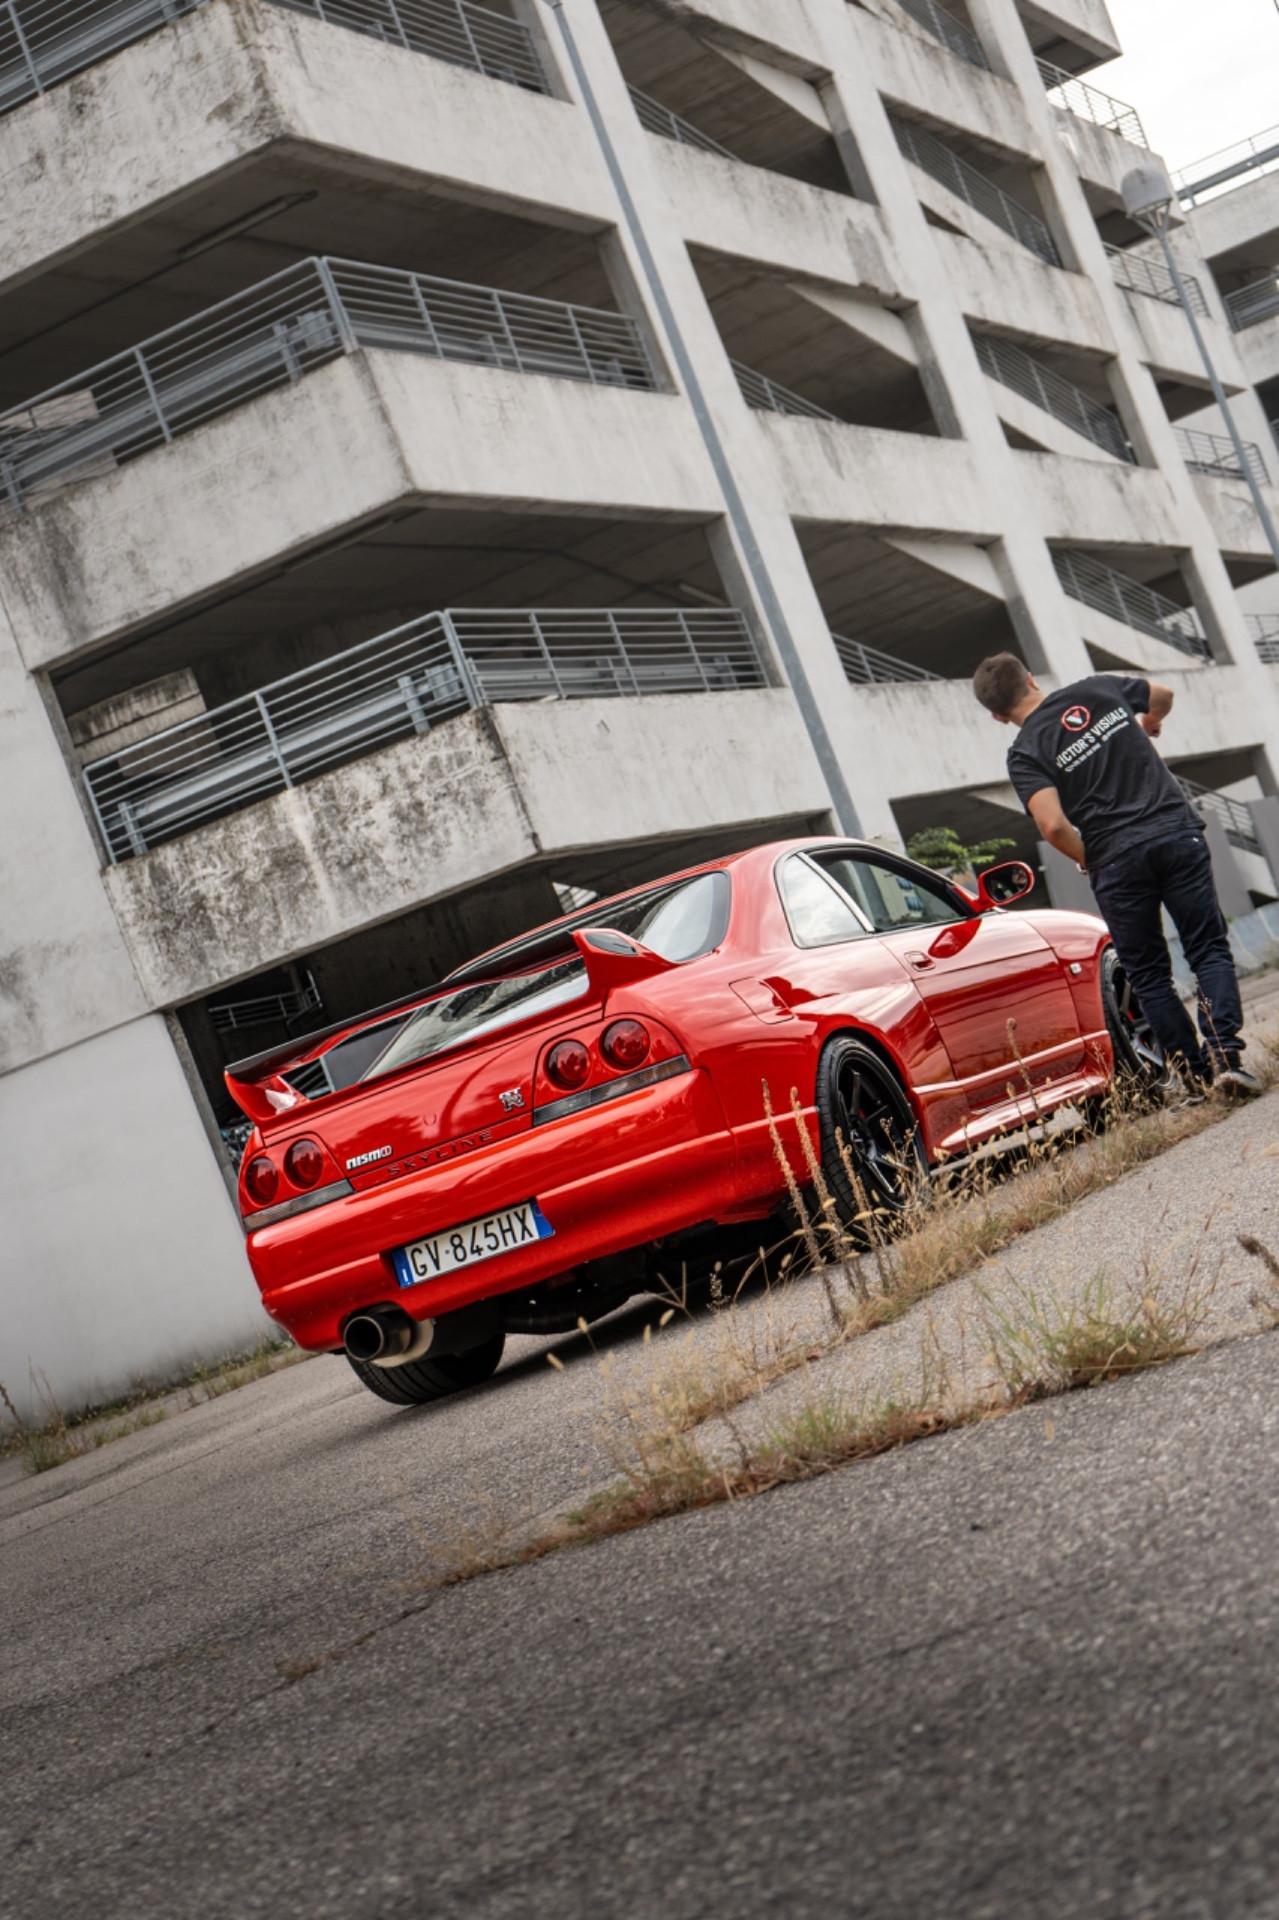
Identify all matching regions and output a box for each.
[1090,827,1243,1078]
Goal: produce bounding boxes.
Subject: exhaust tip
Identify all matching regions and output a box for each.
[343,1307,434,1368]
[344,1311,405,1364]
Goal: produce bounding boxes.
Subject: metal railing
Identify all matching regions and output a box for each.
[81,607,766,862]
[973,332,1132,462]
[1176,425,1270,488]
[0,0,547,119]
[279,0,545,89]
[1177,776,1262,855]
[1037,59,1146,148]
[733,361,836,421]
[891,115,1061,267]
[208,972,322,1034]
[628,85,733,157]
[1175,124,1279,206]
[0,256,654,514]
[894,0,987,69]
[1225,275,1279,333]
[1248,612,1279,664]
[1052,550,1212,661]
[831,632,942,687]
[1105,242,1209,318]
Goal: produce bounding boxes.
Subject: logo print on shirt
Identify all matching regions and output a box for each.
[1061,705,1091,732]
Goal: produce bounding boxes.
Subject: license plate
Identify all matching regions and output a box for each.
[391,1201,554,1289]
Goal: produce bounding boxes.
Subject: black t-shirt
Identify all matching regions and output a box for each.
[1007,674,1195,872]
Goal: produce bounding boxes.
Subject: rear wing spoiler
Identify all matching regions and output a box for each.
[224,931,675,1124]
[224,1068,307,1127]
[223,981,447,1125]
[572,927,677,996]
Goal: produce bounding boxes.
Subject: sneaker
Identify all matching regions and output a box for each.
[1165,1069,1208,1108]
[1213,1062,1264,1099]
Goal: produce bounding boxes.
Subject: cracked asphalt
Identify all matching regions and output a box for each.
[4,1323,1279,1918]
[6,1014,1279,1916]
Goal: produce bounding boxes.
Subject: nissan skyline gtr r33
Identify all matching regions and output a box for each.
[226,838,1158,1407]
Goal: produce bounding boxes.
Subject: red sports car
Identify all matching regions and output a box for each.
[227,837,1162,1406]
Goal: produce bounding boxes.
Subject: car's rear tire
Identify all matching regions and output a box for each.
[346,1330,507,1407]
[816,1036,928,1241]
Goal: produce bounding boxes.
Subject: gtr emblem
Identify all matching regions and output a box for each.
[499,1088,526,1112]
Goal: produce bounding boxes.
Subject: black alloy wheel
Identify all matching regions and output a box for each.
[346,1329,507,1407]
[1099,945,1170,1092]
[816,1036,928,1240]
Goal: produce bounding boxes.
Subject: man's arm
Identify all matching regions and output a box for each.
[1027,786,1087,868]
[1140,680,1173,739]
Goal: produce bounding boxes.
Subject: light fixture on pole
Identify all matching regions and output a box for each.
[1122,162,1279,576]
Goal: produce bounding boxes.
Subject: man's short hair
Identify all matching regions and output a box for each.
[972,653,1031,718]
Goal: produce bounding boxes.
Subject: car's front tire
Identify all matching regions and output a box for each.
[816,1036,928,1241]
[346,1330,506,1407]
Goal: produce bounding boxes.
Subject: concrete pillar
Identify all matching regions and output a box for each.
[1038,841,1099,914]
[1200,813,1255,920]
[1247,796,1279,896]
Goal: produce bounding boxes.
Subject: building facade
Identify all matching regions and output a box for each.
[1180,131,1279,658]
[4,0,1278,1416]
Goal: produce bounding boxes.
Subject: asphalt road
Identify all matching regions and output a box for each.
[8,1004,1279,1920]
[4,1300,1279,1917]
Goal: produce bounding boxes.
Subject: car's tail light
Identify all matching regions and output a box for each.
[534,1017,691,1127]
[285,1138,324,1189]
[245,1155,279,1207]
[600,1019,650,1071]
[546,1039,591,1089]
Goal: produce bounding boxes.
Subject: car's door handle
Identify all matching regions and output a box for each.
[904,950,934,971]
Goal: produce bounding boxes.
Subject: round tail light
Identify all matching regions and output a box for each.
[245,1155,279,1207]
[546,1039,591,1090]
[285,1138,325,1189]
[600,1019,651,1071]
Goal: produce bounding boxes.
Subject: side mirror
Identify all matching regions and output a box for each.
[975,860,1036,910]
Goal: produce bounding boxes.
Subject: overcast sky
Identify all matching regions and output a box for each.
[1102,0,1277,177]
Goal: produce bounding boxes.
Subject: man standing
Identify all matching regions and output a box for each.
[972,652,1259,1095]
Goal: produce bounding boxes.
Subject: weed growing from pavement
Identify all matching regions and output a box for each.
[611,1055,1274,1446]
[983,1270,1209,1394]
[1237,1233,1279,1327]
[396,1066,1271,1595]
[0,1375,168,1475]
[415,1270,1214,1584]
[0,1336,304,1475]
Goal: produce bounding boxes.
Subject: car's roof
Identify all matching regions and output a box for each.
[225,836,878,1082]
[441,836,880,986]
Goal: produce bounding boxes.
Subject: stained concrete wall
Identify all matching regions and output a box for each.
[0,1016,264,1423]
[104,689,827,1005]
[0,613,146,1074]
[0,0,613,295]
[4,355,722,674]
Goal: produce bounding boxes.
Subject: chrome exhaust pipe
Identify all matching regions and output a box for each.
[343,1307,434,1369]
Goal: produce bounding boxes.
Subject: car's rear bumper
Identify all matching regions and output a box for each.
[246,1067,739,1349]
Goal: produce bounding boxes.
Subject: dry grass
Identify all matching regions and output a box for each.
[408,1056,1270,1588]
[626,1055,1275,1444]
[984,1271,1209,1394]
[418,1269,1213,1588]
[0,1336,304,1476]
[0,1376,168,1475]
[1237,1233,1279,1327]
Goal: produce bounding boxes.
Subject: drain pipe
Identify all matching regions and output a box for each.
[538,0,863,836]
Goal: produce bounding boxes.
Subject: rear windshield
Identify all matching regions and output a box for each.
[362,871,727,1081]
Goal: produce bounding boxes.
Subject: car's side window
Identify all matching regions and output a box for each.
[779,856,872,947]
[815,855,966,935]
